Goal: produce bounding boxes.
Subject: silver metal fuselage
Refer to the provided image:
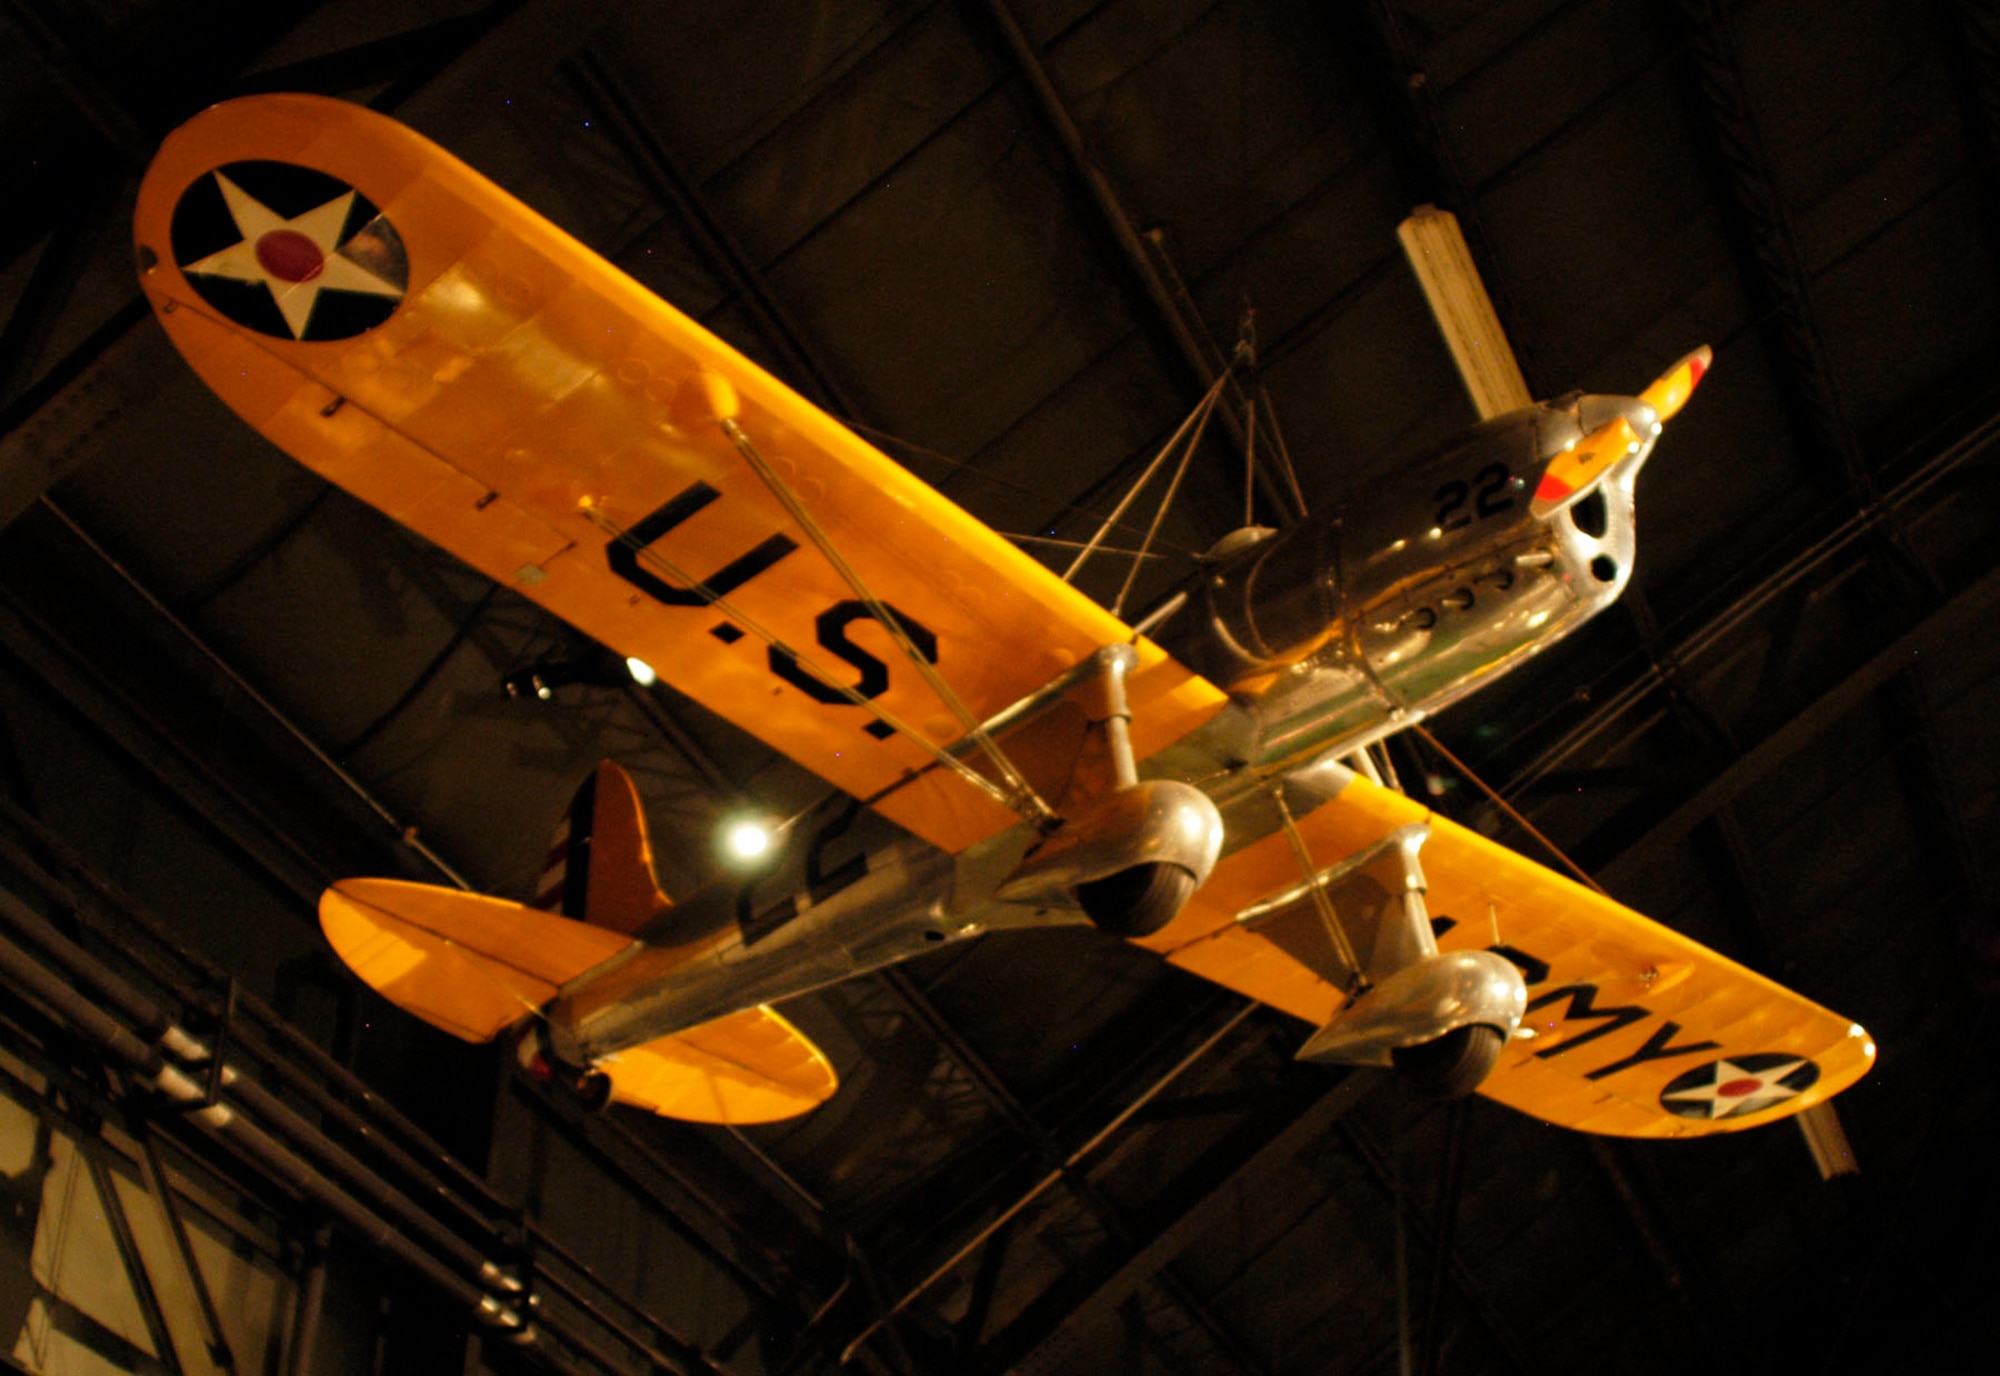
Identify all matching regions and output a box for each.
[546,397,1652,1067]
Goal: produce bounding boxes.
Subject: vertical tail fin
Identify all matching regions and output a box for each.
[532,761,669,936]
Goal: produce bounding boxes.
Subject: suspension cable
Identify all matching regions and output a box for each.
[1112,383,1222,617]
[1065,368,1232,585]
[719,418,1056,829]
[1412,725,1607,896]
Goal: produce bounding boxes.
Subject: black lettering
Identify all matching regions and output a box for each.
[806,801,867,903]
[608,481,798,606]
[1475,462,1515,517]
[1526,983,1649,1059]
[1433,478,1470,531]
[1584,1020,1721,1081]
[769,600,937,706]
[1490,944,1550,986]
[740,893,797,945]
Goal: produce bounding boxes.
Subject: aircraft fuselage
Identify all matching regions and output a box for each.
[546,392,1660,1068]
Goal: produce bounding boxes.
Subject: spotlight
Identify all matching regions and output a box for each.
[625,656,658,686]
[724,818,773,861]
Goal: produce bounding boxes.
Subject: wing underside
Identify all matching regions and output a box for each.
[1134,771,1873,1137]
[133,93,1223,857]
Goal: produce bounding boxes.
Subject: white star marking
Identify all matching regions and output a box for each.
[1662,1057,1811,1119]
[182,173,401,339]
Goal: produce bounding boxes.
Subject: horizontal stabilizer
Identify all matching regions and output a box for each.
[599,1006,838,1124]
[322,878,636,1043]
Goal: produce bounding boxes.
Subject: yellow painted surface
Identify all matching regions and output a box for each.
[148,99,1861,1137]
[1640,345,1712,423]
[1138,772,1873,1137]
[135,94,1223,856]
[322,876,837,1123]
[320,878,634,1042]
[600,1005,839,1123]
[578,760,672,935]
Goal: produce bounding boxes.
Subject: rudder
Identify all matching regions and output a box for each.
[533,760,670,936]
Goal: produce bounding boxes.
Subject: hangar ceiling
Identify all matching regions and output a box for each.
[2,0,1998,1373]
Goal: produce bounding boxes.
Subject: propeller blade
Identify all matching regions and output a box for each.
[1529,346,1712,518]
[1639,344,1712,423]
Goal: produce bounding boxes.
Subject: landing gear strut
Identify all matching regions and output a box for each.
[996,646,1223,937]
[1288,825,1527,1097]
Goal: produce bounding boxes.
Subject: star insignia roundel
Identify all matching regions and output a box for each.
[169,160,408,342]
[1658,1053,1821,1120]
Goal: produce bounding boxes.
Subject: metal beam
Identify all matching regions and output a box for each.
[0,0,154,165]
[1338,1121,1534,1376]
[1668,0,1873,496]
[1338,0,1550,397]
[986,1067,1375,1374]
[0,0,614,531]
[1601,557,2000,886]
[1505,387,2000,801]
[232,10,514,100]
[1937,0,2000,260]
[82,1151,187,1375]
[563,51,863,419]
[0,190,118,407]
[977,0,1299,522]
[873,970,1267,1374]
[0,299,159,531]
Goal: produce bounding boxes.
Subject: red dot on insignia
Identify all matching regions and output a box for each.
[1718,1077,1763,1097]
[255,230,325,283]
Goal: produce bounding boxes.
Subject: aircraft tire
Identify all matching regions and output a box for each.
[1391,1024,1504,1099]
[573,1069,615,1114]
[1077,862,1198,938]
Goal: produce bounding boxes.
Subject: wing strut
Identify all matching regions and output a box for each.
[717,416,1058,830]
[1271,790,1368,994]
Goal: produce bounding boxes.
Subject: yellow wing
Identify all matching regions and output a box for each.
[1135,772,1874,1137]
[321,878,836,1124]
[321,878,635,1043]
[600,1007,838,1124]
[133,94,1223,855]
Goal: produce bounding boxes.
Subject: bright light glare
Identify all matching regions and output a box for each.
[626,656,658,686]
[724,819,773,861]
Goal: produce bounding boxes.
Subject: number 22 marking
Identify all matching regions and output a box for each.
[1433,463,1515,530]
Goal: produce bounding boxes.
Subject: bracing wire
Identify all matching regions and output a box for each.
[578,501,1036,824]
[1112,382,1222,617]
[1064,368,1233,585]
[719,419,1056,828]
